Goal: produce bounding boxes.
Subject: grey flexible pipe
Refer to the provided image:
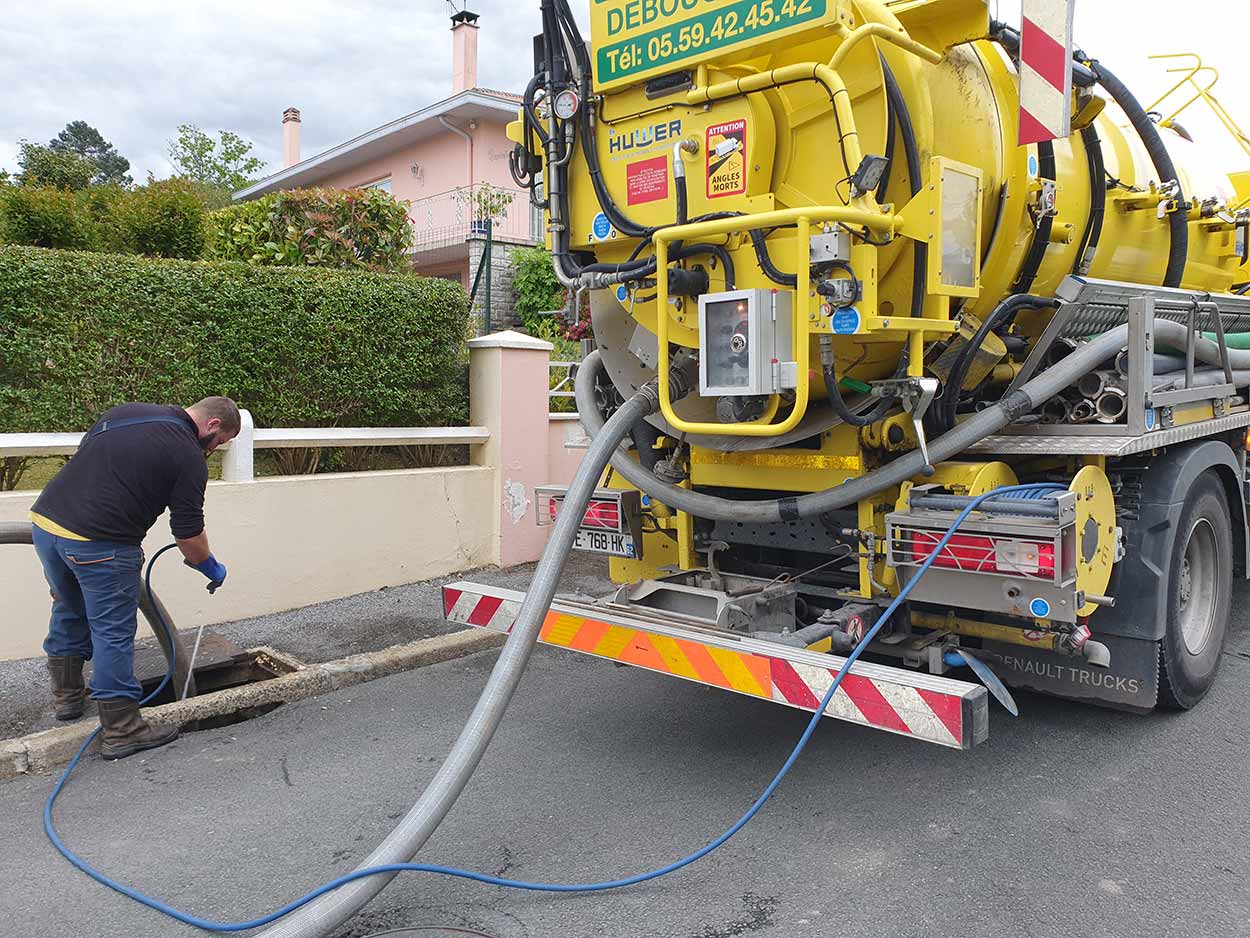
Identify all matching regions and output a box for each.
[1154,368,1250,390]
[0,521,195,697]
[1117,350,1188,376]
[576,323,1158,524]
[255,383,660,938]
[1157,331,1250,370]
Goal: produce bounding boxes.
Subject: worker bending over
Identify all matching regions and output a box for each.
[29,398,241,760]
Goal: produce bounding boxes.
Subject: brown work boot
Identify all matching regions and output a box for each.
[97,699,180,761]
[47,655,86,721]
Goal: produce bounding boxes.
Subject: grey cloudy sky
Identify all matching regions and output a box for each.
[1,1,1246,183]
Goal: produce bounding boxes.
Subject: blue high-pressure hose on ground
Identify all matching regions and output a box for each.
[42,484,1061,932]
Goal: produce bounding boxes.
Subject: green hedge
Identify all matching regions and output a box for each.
[0,245,470,435]
[1,180,209,258]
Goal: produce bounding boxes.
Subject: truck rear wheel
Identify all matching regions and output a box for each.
[1158,473,1233,709]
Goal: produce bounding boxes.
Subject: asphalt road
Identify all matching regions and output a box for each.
[2,584,1250,937]
[0,553,612,739]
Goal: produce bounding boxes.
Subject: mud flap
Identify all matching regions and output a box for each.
[978,634,1159,713]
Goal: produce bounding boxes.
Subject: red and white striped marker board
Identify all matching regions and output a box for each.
[1018,0,1075,146]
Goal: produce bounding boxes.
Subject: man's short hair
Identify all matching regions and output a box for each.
[189,396,242,436]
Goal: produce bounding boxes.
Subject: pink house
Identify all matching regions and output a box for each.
[235,10,539,329]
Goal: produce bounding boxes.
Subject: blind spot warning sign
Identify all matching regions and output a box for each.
[627,155,669,205]
[706,119,747,199]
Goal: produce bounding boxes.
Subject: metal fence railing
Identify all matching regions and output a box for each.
[0,410,491,484]
[549,361,578,416]
[408,184,539,253]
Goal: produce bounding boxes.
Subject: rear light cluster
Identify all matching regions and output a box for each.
[906,531,1056,579]
[538,493,624,532]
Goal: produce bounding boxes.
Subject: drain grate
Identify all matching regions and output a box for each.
[135,631,299,730]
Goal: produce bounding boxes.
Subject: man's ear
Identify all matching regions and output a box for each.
[207,417,223,434]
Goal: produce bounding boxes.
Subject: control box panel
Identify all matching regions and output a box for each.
[697,289,795,398]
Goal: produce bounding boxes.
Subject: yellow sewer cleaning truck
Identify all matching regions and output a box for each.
[446,0,1250,749]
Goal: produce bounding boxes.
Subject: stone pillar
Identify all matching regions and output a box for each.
[469,330,554,567]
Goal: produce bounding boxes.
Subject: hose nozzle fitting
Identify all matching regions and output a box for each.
[672,137,699,177]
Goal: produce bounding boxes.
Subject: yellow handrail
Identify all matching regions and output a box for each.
[653,206,903,438]
[828,21,944,72]
[687,63,868,192]
[1147,53,1250,162]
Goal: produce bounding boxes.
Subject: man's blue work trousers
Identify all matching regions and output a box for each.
[32,525,145,701]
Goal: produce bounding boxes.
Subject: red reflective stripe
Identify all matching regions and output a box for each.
[840,673,912,735]
[769,658,821,709]
[917,688,964,744]
[442,587,463,618]
[467,595,503,626]
[1019,105,1056,147]
[1021,15,1068,92]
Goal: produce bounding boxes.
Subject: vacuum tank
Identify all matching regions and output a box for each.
[519,0,1249,448]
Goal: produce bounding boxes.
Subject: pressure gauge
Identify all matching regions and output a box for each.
[553,89,581,120]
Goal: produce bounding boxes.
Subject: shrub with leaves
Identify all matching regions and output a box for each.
[510,244,593,343]
[112,178,207,259]
[0,246,471,487]
[0,186,97,249]
[512,245,565,329]
[207,187,414,272]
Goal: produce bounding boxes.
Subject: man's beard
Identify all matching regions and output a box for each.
[199,432,218,454]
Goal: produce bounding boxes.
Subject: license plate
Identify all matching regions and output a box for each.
[573,528,638,558]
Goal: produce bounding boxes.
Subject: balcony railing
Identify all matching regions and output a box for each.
[409,185,541,253]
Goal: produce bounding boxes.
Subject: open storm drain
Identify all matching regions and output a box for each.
[134,632,300,730]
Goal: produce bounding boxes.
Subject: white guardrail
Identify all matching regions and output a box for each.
[0,409,490,483]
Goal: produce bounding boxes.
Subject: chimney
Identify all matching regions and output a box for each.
[451,9,480,94]
[282,107,301,168]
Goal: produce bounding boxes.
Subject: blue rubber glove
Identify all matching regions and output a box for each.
[187,555,227,594]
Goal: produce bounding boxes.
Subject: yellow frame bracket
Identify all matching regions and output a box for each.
[654,207,902,438]
[897,155,985,301]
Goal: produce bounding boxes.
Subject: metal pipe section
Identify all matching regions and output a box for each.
[255,384,660,938]
[1076,370,1112,399]
[1095,386,1127,423]
[0,521,195,697]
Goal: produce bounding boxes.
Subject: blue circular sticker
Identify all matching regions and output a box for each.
[592,212,613,241]
[832,306,861,335]
[616,284,629,303]
[640,494,652,507]
[1145,408,1157,431]
[1029,598,1051,618]
[1027,153,1040,178]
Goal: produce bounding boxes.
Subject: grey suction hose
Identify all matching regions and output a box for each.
[576,324,1142,524]
[0,521,195,697]
[254,384,660,938]
[1155,369,1250,390]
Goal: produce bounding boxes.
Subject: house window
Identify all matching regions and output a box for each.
[362,177,392,193]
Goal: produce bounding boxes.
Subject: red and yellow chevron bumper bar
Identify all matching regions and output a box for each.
[442,582,989,750]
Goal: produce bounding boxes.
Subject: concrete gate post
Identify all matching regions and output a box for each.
[469,330,555,567]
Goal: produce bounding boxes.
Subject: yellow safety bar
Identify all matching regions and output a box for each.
[654,207,904,438]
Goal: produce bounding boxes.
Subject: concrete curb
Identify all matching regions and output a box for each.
[0,628,502,782]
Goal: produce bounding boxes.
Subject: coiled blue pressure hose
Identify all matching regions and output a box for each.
[43,484,1062,932]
